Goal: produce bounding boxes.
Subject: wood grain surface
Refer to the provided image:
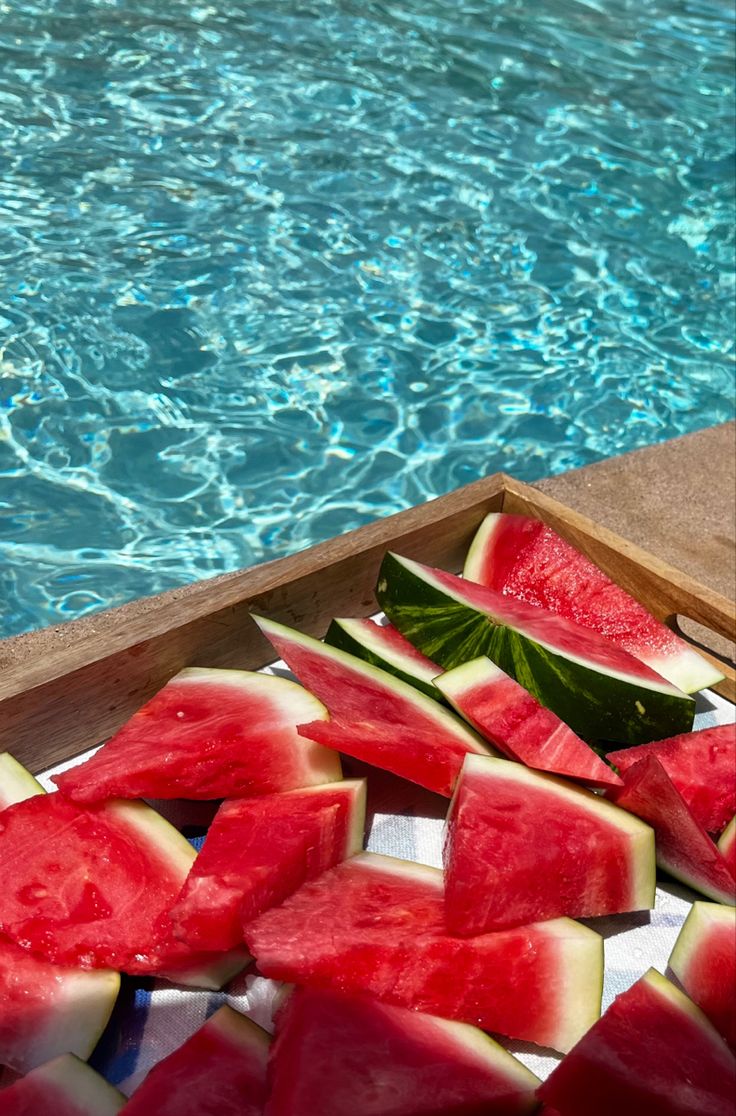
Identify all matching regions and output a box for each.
[1,473,733,773]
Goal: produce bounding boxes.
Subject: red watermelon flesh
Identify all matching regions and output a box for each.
[0,791,238,975]
[170,780,366,951]
[669,902,736,1050]
[266,986,541,1116]
[443,755,654,935]
[244,852,604,1053]
[0,1054,125,1115]
[0,934,119,1074]
[53,668,340,803]
[120,1005,269,1116]
[537,967,736,1116]
[609,755,736,905]
[718,816,736,877]
[434,657,621,789]
[607,723,736,835]
[254,616,492,797]
[464,513,723,694]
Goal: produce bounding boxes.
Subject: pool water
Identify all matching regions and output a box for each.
[1,0,734,637]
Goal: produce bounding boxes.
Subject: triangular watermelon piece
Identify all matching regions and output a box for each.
[375,552,694,746]
[464,512,723,694]
[325,617,444,701]
[537,968,736,1115]
[444,755,654,935]
[120,1005,269,1115]
[435,657,621,789]
[266,986,541,1116]
[169,780,366,951]
[244,852,603,1053]
[607,724,736,834]
[53,668,341,803]
[0,792,248,981]
[608,754,736,905]
[0,1054,125,1115]
[669,902,736,1051]
[0,934,119,1075]
[254,615,493,797]
[718,816,736,876]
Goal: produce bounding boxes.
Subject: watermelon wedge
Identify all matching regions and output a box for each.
[120,1005,270,1115]
[53,667,341,803]
[375,552,694,745]
[444,755,654,935]
[718,816,736,876]
[609,755,736,905]
[245,852,604,1053]
[464,513,724,694]
[668,902,736,1050]
[0,752,45,809]
[435,657,621,789]
[253,616,493,797]
[0,791,249,979]
[537,968,736,1116]
[325,618,444,701]
[607,724,736,835]
[0,1054,125,1115]
[266,986,541,1116]
[170,779,366,951]
[0,935,119,1074]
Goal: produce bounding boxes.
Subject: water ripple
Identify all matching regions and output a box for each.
[0,0,734,635]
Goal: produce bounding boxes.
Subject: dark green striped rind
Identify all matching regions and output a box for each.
[324,620,444,703]
[375,553,695,747]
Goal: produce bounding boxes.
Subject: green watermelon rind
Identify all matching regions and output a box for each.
[0,752,46,809]
[464,512,725,695]
[325,618,443,701]
[376,552,695,746]
[448,754,656,925]
[13,1054,126,1115]
[254,614,492,756]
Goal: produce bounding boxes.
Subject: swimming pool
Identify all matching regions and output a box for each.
[1,0,734,638]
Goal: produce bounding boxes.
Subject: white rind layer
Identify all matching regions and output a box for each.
[332,617,440,684]
[26,1054,126,1114]
[206,1004,271,1056]
[0,752,46,809]
[669,902,736,978]
[641,966,733,1044]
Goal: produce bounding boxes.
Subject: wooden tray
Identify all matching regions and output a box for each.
[1,473,733,775]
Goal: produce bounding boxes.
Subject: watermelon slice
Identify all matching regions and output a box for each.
[53,667,341,803]
[444,755,654,935]
[266,986,541,1116]
[718,816,736,876]
[607,724,736,835]
[0,752,45,809]
[170,779,366,951]
[0,791,248,980]
[253,616,493,797]
[537,968,736,1116]
[464,512,724,694]
[0,1054,125,1115]
[244,852,604,1053]
[325,617,444,701]
[435,657,621,789]
[669,902,736,1050]
[120,1005,269,1115]
[375,552,694,745]
[609,755,736,905]
[0,934,119,1074]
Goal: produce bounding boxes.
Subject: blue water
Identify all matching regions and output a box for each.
[1,0,734,637]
